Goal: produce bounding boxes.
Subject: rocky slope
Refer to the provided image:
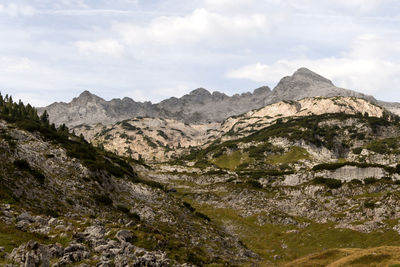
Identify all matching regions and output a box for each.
[39,68,400,127]
[144,110,400,265]
[74,96,390,161]
[266,68,377,104]
[0,100,254,266]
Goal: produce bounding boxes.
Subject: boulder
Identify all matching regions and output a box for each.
[115,230,134,243]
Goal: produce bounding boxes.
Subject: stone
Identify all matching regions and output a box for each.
[16,212,34,223]
[64,243,87,254]
[115,230,134,243]
[83,225,106,239]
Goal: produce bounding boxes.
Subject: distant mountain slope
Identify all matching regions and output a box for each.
[39,86,271,127]
[265,68,377,104]
[39,68,400,127]
[74,96,392,161]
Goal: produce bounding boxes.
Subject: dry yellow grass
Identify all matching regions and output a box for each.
[285,246,400,267]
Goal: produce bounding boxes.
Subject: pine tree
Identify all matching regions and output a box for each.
[40,110,49,125]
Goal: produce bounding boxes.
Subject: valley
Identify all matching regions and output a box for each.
[2,68,400,266]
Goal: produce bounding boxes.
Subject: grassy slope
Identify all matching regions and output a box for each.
[174,180,400,266]
[285,246,400,267]
[266,146,311,165]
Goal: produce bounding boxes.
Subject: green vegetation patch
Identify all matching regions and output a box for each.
[349,253,391,265]
[313,177,343,189]
[266,146,311,164]
[180,202,400,265]
[366,138,400,154]
[213,151,251,171]
[13,159,45,184]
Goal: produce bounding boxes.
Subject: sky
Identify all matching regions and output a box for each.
[0,0,400,106]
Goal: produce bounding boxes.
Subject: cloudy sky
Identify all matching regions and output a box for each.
[1,0,400,106]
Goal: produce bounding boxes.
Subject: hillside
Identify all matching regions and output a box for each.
[74,96,391,161]
[39,68,400,127]
[71,93,400,265]
[145,108,400,265]
[0,95,253,266]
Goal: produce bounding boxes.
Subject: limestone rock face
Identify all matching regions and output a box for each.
[266,68,377,104]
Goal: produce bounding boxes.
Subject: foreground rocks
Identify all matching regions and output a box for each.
[1,207,176,267]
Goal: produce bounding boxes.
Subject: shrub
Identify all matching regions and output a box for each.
[246,180,263,189]
[364,201,375,209]
[93,194,113,206]
[313,177,342,189]
[16,120,41,132]
[13,159,30,170]
[157,130,169,140]
[116,204,130,214]
[30,169,45,184]
[121,121,139,131]
[350,179,362,185]
[352,147,363,154]
[66,198,74,205]
[364,177,378,184]
[128,212,141,221]
[183,201,195,212]
[312,163,346,171]
[195,211,211,221]
[13,159,45,183]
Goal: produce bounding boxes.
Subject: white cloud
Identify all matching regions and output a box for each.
[203,0,257,11]
[0,56,32,71]
[315,0,394,11]
[114,8,271,46]
[56,0,88,8]
[74,39,125,57]
[0,3,35,16]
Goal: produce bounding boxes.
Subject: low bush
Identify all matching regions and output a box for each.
[246,180,263,189]
[313,177,343,189]
[128,212,141,221]
[195,211,211,221]
[116,205,130,214]
[364,177,378,184]
[183,201,195,212]
[13,159,30,170]
[93,194,113,206]
[13,159,45,184]
[364,201,375,209]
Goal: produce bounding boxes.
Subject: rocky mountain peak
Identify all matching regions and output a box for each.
[72,90,104,104]
[253,86,271,95]
[189,88,212,97]
[275,68,334,94]
[267,67,359,103]
[292,67,333,84]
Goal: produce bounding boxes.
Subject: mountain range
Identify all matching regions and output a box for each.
[39,68,400,127]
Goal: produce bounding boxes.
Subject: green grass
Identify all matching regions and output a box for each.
[266,147,311,164]
[0,221,49,253]
[349,254,391,265]
[180,201,400,265]
[366,138,400,154]
[213,151,251,171]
